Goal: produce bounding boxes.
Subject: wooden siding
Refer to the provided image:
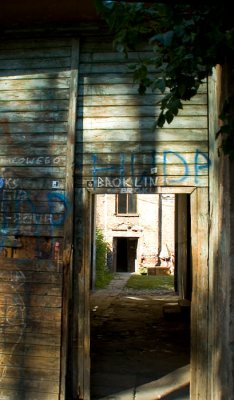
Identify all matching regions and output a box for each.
[0,33,213,400]
[76,37,209,192]
[0,38,74,400]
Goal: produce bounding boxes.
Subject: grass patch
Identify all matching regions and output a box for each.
[125,274,174,290]
[95,228,113,289]
[96,271,113,289]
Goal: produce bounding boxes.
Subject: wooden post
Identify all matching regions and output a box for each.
[190,188,209,399]
[73,188,91,400]
[60,38,79,400]
[208,68,232,399]
[175,194,188,299]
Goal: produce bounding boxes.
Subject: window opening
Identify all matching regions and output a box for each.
[116,193,137,215]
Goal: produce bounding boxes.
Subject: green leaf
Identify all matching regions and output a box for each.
[157,113,166,128]
[154,78,166,93]
[165,110,174,124]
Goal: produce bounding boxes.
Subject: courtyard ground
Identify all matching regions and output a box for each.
[90,273,190,400]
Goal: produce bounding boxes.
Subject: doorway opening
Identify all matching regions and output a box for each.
[90,192,192,399]
[115,237,138,272]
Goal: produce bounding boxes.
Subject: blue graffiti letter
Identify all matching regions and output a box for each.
[194,150,211,184]
[163,151,189,184]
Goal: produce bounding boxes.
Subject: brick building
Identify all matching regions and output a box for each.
[95,193,175,273]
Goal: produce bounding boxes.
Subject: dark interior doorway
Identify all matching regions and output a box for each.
[116,237,137,272]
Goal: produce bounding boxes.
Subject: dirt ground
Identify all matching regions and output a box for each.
[90,278,190,400]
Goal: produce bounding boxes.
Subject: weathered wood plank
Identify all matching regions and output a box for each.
[0,343,60,358]
[0,201,65,213]
[0,177,64,190]
[0,210,64,225]
[1,354,59,373]
[0,47,71,60]
[78,129,208,142]
[76,164,208,177]
[0,155,66,166]
[76,152,209,166]
[0,332,61,346]
[80,39,115,52]
[0,270,62,284]
[0,167,65,178]
[0,111,68,122]
[0,189,65,202]
[78,175,208,188]
[0,100,69,112]
[0,179,65,190]
[0,316,61,336]
[0,78,70,90]
[0,366,59,381]
[80,51,154,63]
[0,68,70,79]
[0,283,62,296]
[0,38,71,50]
[80,63,136,75]
[79,82,207,95]
[0,377,59,393]
[0,89,70,101]
[1,168,65,180]
[0,144,67,156]
[0,71,70,80]
[0,320,61,335]
[0,389,58,400]
[0,225,64,236]
[80,93,207,106]
[0,257,60,269]
[0,293,62,307]
[79,116,207,130]
[0,123,67,135]
[81,141,208,153]
[0,58,71,70]
[87,186,195,195]
[79,104,207,118]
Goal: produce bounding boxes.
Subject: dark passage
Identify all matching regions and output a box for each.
[90,277,190,400]
[116,238,138,272]
[116,238,128,272]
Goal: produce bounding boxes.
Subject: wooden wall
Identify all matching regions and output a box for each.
[0,38,74,400]
[76,35,209,192]
[0,32,212,400]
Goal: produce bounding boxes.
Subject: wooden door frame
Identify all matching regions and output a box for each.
[73,186,210,400]
[190,187,209,398]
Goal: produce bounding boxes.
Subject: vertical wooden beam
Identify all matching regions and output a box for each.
[74,188,91,400]
[190,188,198,398]
[190,188,209,399]
[176,194,188,299]
[207,68,219,400]
[208,68,232,400]
[60,38,79,400]
[83,190,91,400]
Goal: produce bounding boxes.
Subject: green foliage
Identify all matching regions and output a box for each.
[95,228,113,288]
[125,274,174,290]
[96,1,234,155]
[217,96,234,159]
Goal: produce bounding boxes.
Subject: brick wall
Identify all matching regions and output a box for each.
[96,193,175,271]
